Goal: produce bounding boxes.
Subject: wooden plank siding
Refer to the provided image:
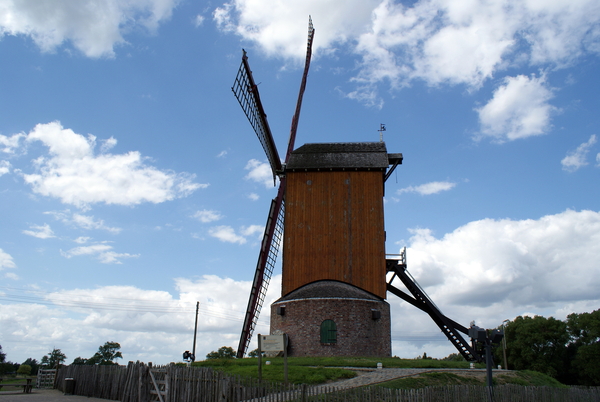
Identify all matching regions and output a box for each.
[282,170,386,298]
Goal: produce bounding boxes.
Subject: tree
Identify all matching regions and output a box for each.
[567,310,600,385]
[88,341,123,365]
[206,346,236,359]
[503,315,569,378]
[17,364,31,376]
[72,357,89,365]
[0,345,5,363]
[41,348,67,369]
[22,358,39,375]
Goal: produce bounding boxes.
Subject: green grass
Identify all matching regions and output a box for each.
[192,356,480,384]
[192,357,565,389]
[376,372,482,389]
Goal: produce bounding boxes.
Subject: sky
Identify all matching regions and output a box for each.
[1,0,599,365]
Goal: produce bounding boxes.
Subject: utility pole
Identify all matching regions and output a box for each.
[192,301,199,361]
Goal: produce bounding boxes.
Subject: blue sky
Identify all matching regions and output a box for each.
[1,0,600,365]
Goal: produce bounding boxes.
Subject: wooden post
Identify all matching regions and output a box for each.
[283,333,288,385]
[257,334,262,383]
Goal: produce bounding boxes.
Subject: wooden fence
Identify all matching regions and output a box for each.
[55,362,600,402]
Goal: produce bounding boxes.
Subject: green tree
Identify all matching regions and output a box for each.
[206,346,236,359]
[88,341,123,365]
[567,310,600,385]
[0,345,5,363]
[503,315,569,378]
[22,358,39,375]
[71,357,89,365]
[17,364,32,376]
[40,348,67,369]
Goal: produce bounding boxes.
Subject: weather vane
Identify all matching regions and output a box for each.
[378,123,386,142]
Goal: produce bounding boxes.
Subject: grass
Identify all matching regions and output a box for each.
[192,356,482,385]
[375,369,566,390]
[193,357,566,389]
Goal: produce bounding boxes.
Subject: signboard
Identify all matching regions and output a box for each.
[260,334,285,352]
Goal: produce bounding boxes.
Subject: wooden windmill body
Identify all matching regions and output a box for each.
[271,142,401,356]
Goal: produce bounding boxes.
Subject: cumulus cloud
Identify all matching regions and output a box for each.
[216,0,600,103]
[208,225,247,244]
[0,0,180,58]
[192,209,223,223]
[61,243,139,264]
[397,181,456,195]
[0,133,25,154]
[561,135,597,172]
[0,160,9,176]
[22,223,55,239]
[403,209,600,309]
[245,159,275,188]
[0,275,281,364]
[19,122,205,209]
[476,75,557,141]
[0,248,16,270]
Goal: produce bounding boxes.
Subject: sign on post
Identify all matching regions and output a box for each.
[257,334,288,384]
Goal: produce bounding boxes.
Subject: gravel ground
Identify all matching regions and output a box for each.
[0,388,111,402]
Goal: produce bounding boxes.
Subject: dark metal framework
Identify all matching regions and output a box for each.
[386,248,481,362]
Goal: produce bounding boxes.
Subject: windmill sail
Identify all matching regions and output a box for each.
[232,51,282,182]
[235,18,315,358]
[285,16,315,160]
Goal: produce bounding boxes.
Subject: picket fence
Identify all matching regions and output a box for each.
[55,362,600,402]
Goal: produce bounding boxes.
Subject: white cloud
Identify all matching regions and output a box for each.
[100,137,117,153]
[208,225,247,244]
[0,160,10,176]
[0,133,25,154]
[476,74,557,142]
[194,14,205,27]
[45,210,121,233]
[398,181,456,195]
[0,248,16,270]
[240,225,264,238]
[216,0,600,102]
[20,122,205,208]
[0,275,281,365]
[245,159,275,188]
[404,209,600,308]
[61,243,139,264]
[561,135,597,172]
[248,193,259,201]
[192,209,223,223]
[0,0,180,58]
[22,223,55,239]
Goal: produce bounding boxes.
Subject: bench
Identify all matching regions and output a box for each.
[0,378,34,393]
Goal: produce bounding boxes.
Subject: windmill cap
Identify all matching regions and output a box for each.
[286,142,401,171]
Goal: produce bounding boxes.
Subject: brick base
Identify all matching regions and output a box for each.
[270,281,391,357]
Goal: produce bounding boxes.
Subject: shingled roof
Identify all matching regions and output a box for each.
[286,142,401,171]
[275,280,383,302]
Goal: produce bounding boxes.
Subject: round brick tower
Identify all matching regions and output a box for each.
[270,281,391,356]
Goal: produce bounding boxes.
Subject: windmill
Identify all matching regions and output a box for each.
[232,18,502,362]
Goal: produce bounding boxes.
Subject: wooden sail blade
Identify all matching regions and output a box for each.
[237,183,286,358]
[284,16,315,162]
[232,50,282,181]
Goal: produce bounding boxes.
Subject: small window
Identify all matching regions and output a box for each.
[320,319,337,344]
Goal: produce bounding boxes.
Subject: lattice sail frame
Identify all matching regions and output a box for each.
[234,17,315,358]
